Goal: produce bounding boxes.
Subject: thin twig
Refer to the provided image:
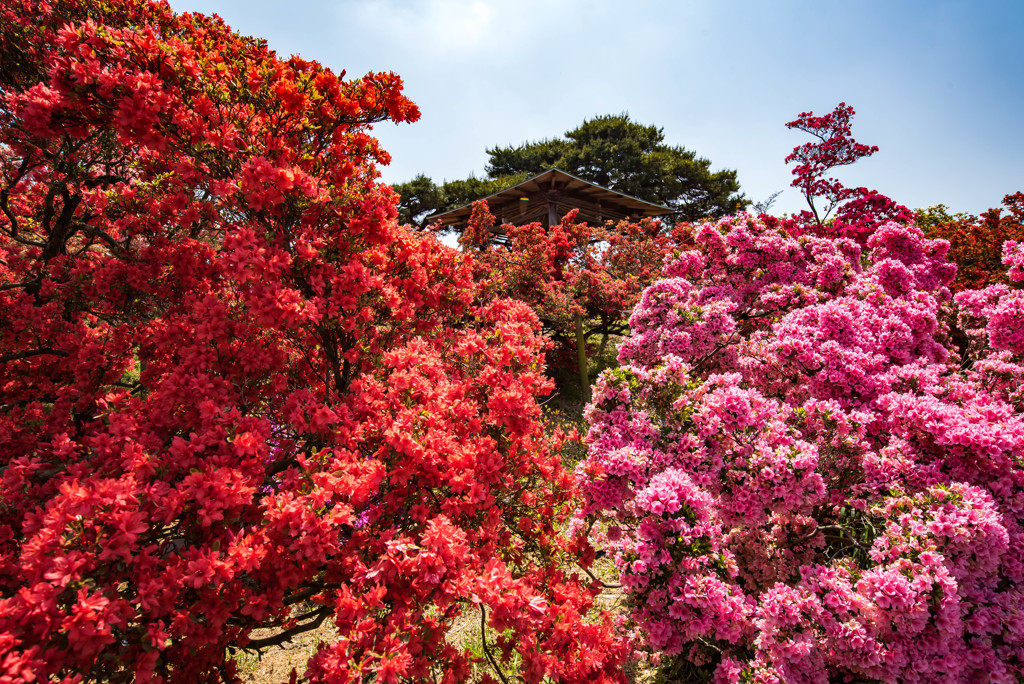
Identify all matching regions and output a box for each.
[538,391,560,407]
[579,563,621,589]
[479,605,510,684]
[792,524,844,546]
[283,583,340,606]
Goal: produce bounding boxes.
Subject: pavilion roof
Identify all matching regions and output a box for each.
[429,168,671,228]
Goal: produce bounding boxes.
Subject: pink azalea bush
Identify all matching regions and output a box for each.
[577,214,1024,682]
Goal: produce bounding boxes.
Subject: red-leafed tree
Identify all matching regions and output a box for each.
[919,192,1024,290]
[460,201,677,397]
[786,103,914,243]
[0,2,626,682]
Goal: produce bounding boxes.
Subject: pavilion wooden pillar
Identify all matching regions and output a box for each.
[546,176,560,227]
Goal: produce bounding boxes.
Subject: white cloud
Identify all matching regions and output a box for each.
[348,0,500,57]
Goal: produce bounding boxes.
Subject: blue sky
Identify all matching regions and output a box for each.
[166,0,1023,217]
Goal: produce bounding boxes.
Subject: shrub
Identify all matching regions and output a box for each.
[461,201,678,393]
[578,214,1024,682]
[919,193,1024,290]
[0,2,625,681]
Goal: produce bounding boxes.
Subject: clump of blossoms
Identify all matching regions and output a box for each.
[577,213,1024,682]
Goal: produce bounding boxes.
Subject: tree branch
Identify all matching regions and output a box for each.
[0,155,33,237]
[82,174,127,189]
[0,348,69,364]
[578,563,621,589]
[283,583,340,606]
[479,605,510,684]
[83,222,127,255]
[243,606,333,651]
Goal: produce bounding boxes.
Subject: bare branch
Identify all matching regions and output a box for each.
[479,605,511,684]
[0,348,69,364]
[579,563,622,589]
[283,583,339,607]
[243,606,333,651]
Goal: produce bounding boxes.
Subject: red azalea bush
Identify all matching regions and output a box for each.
[0,2,626,682]
[577,213,1024,682]
[919,192,1024,291]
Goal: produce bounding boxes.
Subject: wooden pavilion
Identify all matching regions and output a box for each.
[429,168,671,231]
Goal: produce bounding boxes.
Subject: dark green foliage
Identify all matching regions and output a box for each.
[392,174,441,227]
[486,137,567,178]
[393,173,529,228]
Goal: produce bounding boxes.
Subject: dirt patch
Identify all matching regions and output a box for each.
[233,620,338,684]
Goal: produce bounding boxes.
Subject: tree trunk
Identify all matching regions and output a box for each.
[575,312,590,405]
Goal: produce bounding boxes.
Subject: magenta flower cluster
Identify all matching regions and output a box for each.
[578,215,1024,682]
